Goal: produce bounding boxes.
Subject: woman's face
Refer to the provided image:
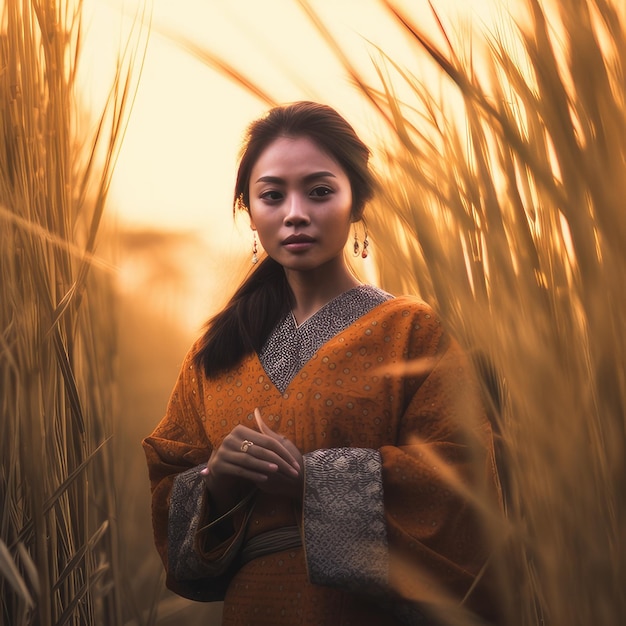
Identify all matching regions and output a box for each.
[248,135,354,275]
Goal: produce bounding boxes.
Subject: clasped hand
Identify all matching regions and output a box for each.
[202,408,303,501]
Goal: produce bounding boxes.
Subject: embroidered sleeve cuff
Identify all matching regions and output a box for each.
[168,464,253,582]
[168,464,215,580]
[302,447,388,591]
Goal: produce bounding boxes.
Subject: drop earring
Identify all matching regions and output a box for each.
[353,227,360,257]
[361,227,369,259]
[252,232,258,264]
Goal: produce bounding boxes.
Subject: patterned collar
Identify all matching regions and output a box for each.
[258,285,393,393]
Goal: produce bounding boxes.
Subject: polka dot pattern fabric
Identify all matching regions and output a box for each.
[143,294,503,625]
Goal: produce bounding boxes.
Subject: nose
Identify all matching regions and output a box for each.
[283,193,311,226]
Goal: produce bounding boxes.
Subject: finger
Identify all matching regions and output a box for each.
[222,421,299,475]
[253,408,301,471]
[254,406,269,432]
[218,459,274,483]
[217,441,299,481]
[227,424,295,468]
[207,444,275,482]
[239,443,298,478]
[218,454,302,487]
[255,407,284,438]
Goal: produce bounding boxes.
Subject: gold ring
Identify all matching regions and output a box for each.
[240,440,254,453]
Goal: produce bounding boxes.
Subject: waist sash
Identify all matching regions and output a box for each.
[241,525,302,564]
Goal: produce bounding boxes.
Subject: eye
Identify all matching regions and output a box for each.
[259,190,283,202]
[309,186,333,199]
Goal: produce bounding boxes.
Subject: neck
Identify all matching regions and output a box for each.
[285,261,361,326]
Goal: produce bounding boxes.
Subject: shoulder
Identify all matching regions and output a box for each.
[371,292,440,322]
[168,339,210,394]
[354,285,436,315]
[366,293,449,355]
[187,337,205,363]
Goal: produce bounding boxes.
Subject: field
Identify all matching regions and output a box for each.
[1,0,624,624]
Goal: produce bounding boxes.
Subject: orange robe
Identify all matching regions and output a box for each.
[143,295,502,625]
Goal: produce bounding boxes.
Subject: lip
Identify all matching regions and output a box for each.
[281,234,316,252]
[282,234,315,245]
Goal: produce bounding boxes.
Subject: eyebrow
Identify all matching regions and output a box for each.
[254,171,337,184]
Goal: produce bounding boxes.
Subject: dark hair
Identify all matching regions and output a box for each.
[195,101,374,378]
[234,101,373,220]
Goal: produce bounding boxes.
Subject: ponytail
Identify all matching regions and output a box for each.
[194,257,291,379]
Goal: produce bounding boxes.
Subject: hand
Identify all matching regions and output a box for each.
[253,408,304,500]
[201,408,302,505]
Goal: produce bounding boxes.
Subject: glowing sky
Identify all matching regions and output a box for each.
[80,0,513,241]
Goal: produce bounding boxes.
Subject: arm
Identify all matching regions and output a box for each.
[382,337,502,622]
[142,350,254,601]
[300,331,502,623]
[143,350,305,601]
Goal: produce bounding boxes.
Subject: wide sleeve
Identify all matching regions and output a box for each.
[142,347,254,601]
[381,334,502,623]
[301,316,502,624]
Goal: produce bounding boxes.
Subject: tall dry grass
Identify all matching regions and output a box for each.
[25,0,620,624]
[345,1,625,624]
[183,0,625,623]
[0,1,143,624]
[137,0,626,624]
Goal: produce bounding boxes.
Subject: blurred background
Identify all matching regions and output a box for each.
[2,0,625,624]
[82,2,505,622]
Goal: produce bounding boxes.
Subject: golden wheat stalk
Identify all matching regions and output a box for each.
[109,0,625,623]
[356,1,626,624]
[0,1,143,624]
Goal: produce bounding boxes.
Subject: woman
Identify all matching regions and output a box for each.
[143,101,502,625]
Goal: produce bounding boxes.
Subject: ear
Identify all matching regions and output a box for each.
[350,204,364,223]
